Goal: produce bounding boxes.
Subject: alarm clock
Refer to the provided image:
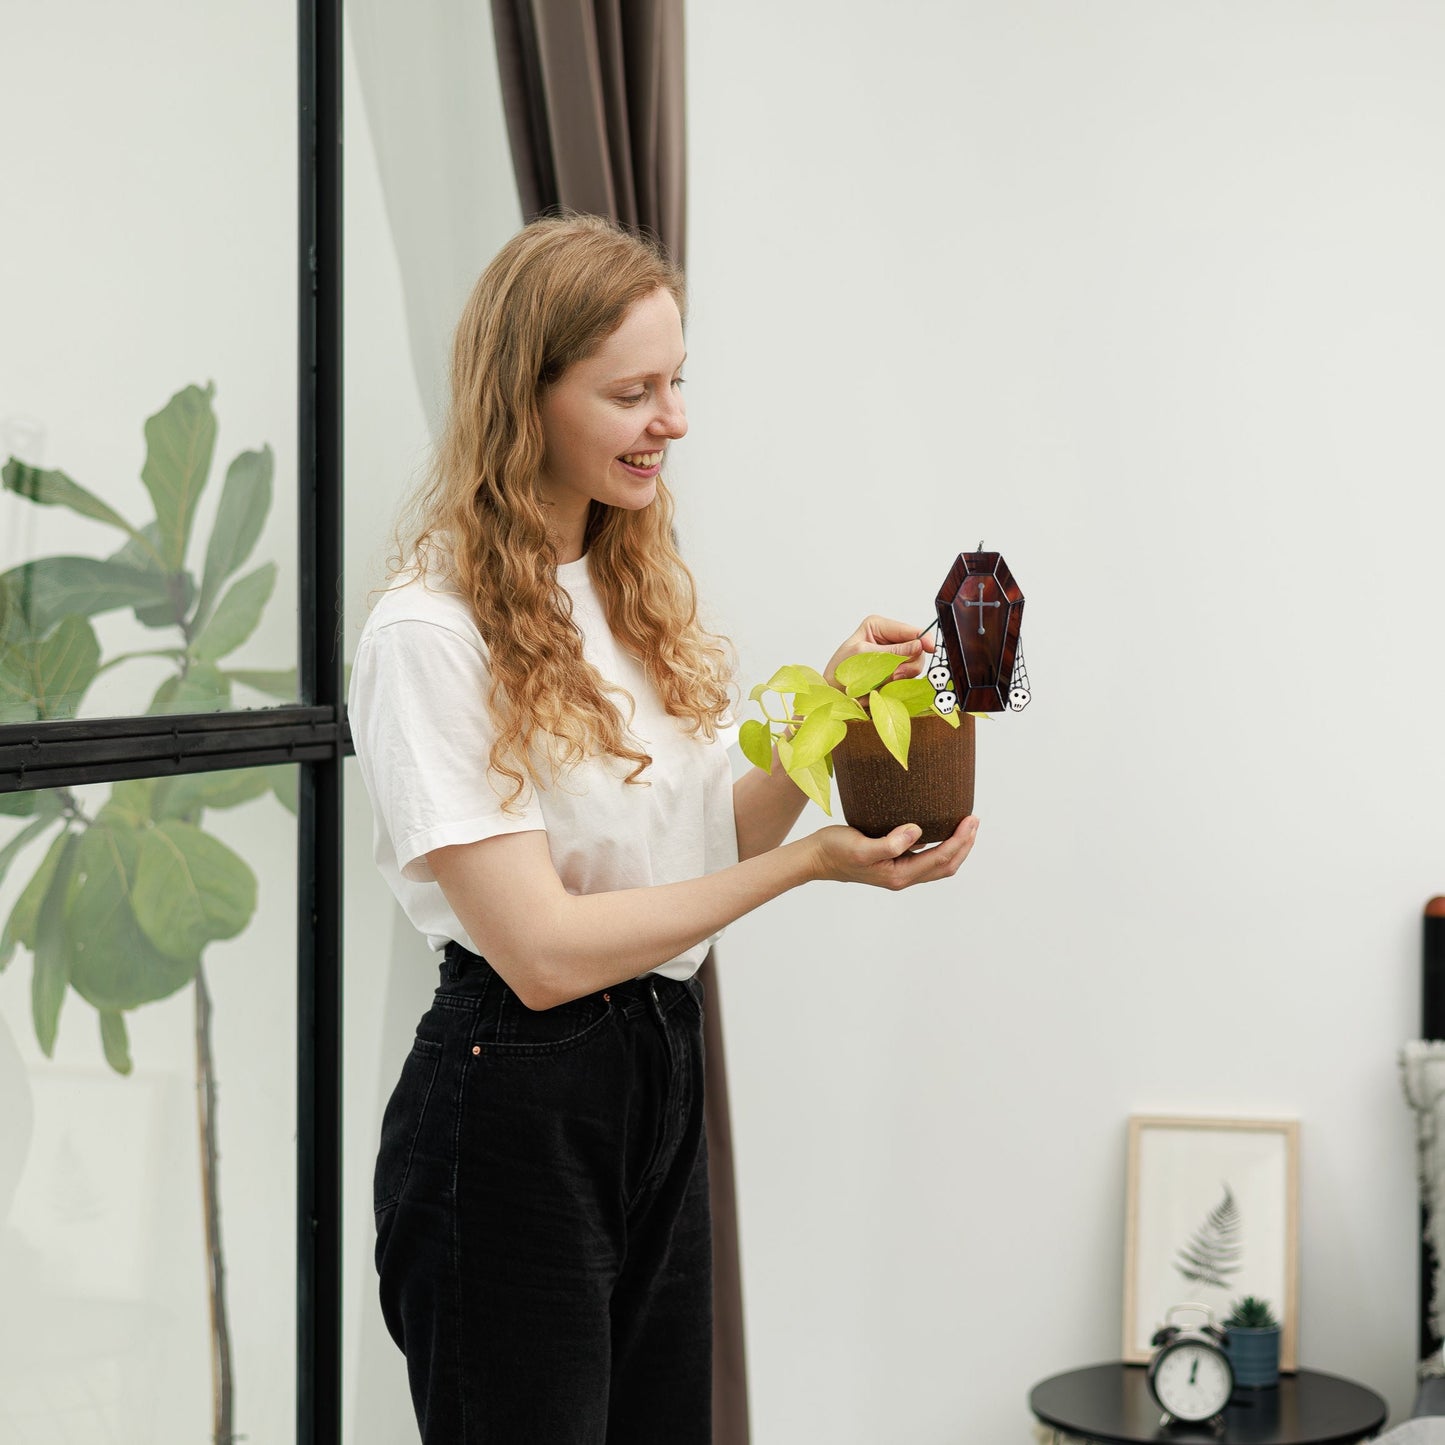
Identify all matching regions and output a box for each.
[1147,1302,1234,1427]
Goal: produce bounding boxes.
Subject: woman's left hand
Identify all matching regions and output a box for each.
[823,615,934,688]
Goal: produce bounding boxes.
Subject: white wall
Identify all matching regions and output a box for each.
[8,2,1444,1441]
[682,1,1445,1437]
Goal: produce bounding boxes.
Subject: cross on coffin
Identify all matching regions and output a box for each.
[935,550,1025,713]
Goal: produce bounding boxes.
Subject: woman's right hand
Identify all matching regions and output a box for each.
[806,816,980,890]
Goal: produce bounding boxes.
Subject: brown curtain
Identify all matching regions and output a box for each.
[490,5,747,1441]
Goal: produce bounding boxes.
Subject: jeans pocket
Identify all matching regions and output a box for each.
[373,1036,444,1212]
[484,992,613,1057]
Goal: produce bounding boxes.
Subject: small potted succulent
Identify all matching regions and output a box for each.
[739,651,974,846]
[1223,1295,1282,1387]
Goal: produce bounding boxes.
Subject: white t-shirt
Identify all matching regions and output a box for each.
[347,554,739,980]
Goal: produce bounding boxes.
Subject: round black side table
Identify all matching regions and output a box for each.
[1029,1362,1388,1445]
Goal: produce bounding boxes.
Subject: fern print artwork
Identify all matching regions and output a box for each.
[1174,1183,1244,1290]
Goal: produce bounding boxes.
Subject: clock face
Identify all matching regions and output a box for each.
[1151,1339,1233,1422]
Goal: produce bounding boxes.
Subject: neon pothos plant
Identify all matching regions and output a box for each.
[739,650,960,815]
[0,381,293,1445]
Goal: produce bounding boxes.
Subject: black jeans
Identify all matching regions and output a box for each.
[374,942,713,1443]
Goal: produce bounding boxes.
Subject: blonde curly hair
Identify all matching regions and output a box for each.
[392,215,735,811]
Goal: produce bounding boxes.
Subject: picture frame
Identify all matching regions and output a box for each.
[1123,1115,1299,1368]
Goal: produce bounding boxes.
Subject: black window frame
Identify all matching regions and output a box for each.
[0,3,346,1440]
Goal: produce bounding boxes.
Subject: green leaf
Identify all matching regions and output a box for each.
[738,719,774,773]
[191,562,275,662]
[793,686,867,723]
[265,764,298,815]
[836,651,905,698]
[106,518,169,575]
[788,711,847,771]
[3,459,142,538]
[141,382,217,570]
[99,1010,133,1075]
[67,821,197,1010]
[131,821,257,961]
[226,667,296,701]
[0,557,173,634]
[0,813,59,895]
[148,662,231,715]
[868,688,911,770]
[153,767,270,821]
[194,447,273,630]
[0,575,30,650]
[788,757,833,815]
[762,664,830,696]
[1,827,71,970]
[102,778,158,828]
[0,792,37,817]
[32,831,80,1056]
[32,616,101,720]
[777,734,831,814]
[880,676,938,717]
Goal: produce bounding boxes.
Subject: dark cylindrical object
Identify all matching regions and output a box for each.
[1422,898,1445,1364]
[832,712,975,847]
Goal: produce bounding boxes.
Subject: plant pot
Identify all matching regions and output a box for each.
[1225,1326,1281,1388]
[832,712,975,847]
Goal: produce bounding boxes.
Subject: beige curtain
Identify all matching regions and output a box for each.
[489,5,748,1440]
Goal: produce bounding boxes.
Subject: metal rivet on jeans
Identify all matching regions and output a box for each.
[603,993,611,1002]
[471,1045,481,1056]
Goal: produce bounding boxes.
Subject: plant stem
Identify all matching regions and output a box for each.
[194,964,235,1444]
[93,648,186,676]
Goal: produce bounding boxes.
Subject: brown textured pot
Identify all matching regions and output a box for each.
[832,712,975,846]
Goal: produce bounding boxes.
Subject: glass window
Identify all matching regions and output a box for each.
[0,769,298,1443]
[0,1,298,720]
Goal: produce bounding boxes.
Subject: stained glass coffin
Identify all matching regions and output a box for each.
[936,552,1025,713]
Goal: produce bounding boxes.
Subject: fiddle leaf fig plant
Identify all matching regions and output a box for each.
[0,381,293,1445]
[739,650,959,816]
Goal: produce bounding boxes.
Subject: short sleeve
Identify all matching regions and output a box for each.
[349,617,545,882]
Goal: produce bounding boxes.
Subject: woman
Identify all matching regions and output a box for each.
[349,214,980,1443]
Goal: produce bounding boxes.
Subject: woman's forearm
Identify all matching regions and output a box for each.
[434,823,820,1009]
[732,745,810,860]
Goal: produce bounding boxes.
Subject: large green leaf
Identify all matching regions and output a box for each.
[99,1011,133,1076]
[148,662,231,715]
[103,778,158,828]
[141,383,217,570]
[0,814,59,894]
[265,763,298,815]
[2,458,144,539]
[192,562,275,662]
[131,820,256,961]
[760,664,830,696]
[153,767,270,821]
[0,617,101,722]
[787,711,847,771]
[0,792,37,818]
[778,735,831,815]
[738,719,773,774]
[194,446,273,630]
[880,676,939,717]
[793,686,867,723]
[106,521,190,629]
[1,557,173,634]
[32,831,80,1055]
[836,651,903,698]
[225,667,296,701]
[67,821,197,1010]
[0,575,29,650]
[868,688,911,770]
[0,827,71,970]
